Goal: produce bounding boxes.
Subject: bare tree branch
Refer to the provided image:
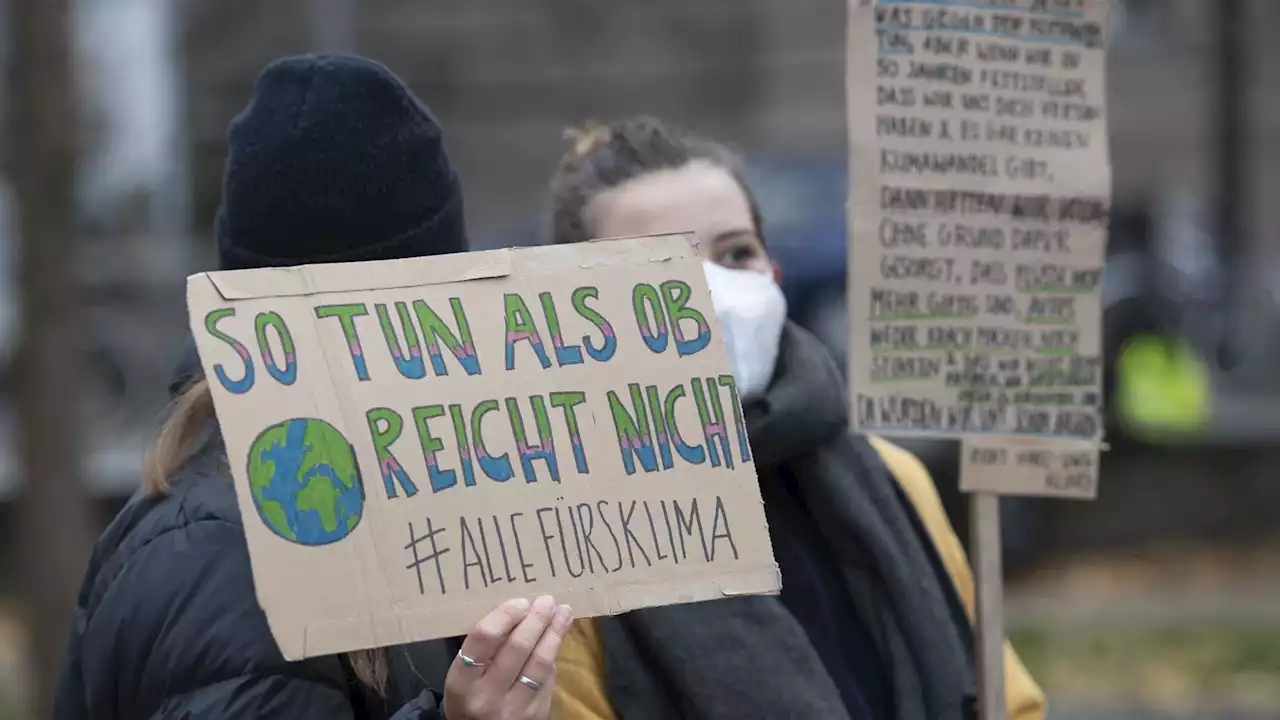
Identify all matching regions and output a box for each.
[9,0,95,715]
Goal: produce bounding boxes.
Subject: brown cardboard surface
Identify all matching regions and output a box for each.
[960,436,1100,499]
[846,0,1112,448]
[187,233,780,660]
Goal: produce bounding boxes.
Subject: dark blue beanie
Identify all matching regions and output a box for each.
[215,54,467,270]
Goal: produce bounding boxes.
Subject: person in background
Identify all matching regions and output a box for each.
[54,55,569,720]
[546,117,1046,720]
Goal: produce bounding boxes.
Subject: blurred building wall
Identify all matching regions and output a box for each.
[180,0,772,256]
[178,0,1280,257]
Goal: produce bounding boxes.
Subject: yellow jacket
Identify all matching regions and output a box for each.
[552,436,1046,720]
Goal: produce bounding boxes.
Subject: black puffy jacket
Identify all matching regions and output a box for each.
[53,414,458,719]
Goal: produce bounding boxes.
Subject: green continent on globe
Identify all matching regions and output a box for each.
[248,424,293,540]
[246,418,365,546]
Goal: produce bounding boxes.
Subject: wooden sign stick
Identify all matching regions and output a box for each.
[971,492,1007,720]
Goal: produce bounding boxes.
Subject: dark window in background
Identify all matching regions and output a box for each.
[1113,0,1279,47]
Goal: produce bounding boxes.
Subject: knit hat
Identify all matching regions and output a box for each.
[215,54,467,270]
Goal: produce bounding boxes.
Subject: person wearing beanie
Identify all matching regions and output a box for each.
[54,55,569,720]
[215,53,467,270]
[171,52,470,392]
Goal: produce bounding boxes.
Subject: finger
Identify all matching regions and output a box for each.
[526,672,557,720]
[477,594,556,694]
[521,603,572,687]
[448,598,530,695]
[521,603,573,715]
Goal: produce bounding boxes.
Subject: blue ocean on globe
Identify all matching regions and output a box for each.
[247,417,365,546]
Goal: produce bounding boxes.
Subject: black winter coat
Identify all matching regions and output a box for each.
[53,420,458,719]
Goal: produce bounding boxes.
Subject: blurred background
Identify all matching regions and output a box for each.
[1,0,1279,717]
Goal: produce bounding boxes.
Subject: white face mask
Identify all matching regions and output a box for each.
[702,260,788,399]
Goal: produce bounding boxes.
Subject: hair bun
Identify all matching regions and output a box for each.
[563,121,612,159]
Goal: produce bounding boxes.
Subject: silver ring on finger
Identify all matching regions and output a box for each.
[517,675,542,691]
[457,651,486,668]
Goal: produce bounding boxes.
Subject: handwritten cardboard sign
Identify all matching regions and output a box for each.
[847,0,1112,449]
[960,436,1099,499]
[188,234,780,660]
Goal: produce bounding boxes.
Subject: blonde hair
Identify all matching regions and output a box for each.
[145,378,390,692]
[563,121,613,160]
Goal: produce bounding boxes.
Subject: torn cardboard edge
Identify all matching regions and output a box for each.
[854,426,1107,445]
[193,231,700,301]
[269,565,781,661]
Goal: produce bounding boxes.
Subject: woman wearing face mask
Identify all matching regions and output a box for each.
[546,117,1045,720]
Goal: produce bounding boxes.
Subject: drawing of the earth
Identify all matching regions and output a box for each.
[246,418,365,546]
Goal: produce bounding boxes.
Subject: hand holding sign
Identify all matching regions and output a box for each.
[188,234,780,660]
[443,596,573,720]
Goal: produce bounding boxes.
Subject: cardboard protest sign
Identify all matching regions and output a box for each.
[846,0,1112,454]
[960,436,1099,499]
[187,233,780,660]
[845,5,1115,715]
